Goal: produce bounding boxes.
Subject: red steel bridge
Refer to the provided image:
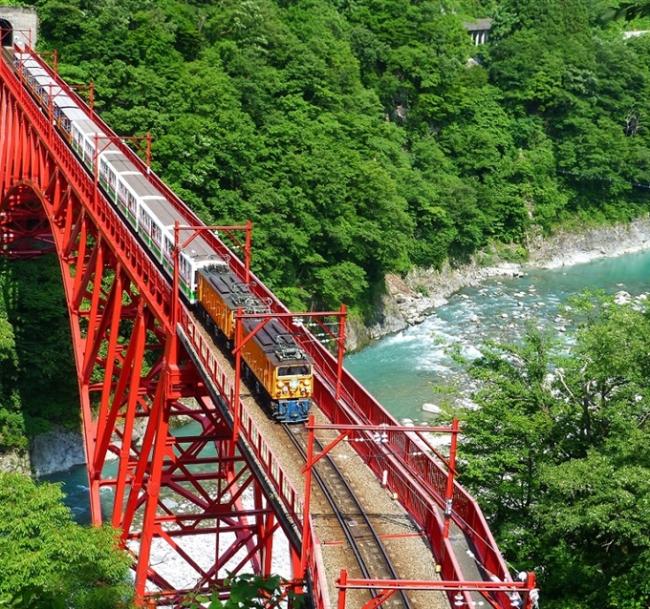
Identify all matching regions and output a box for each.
[0,44,538,609]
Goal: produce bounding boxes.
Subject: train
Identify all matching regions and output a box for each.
[10,48,313,423]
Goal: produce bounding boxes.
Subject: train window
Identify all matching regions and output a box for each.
[163,238,172,260]
[84,141,93,165]
[117,182,127,204]
[278,366,310,377]
[151,222,161,244]
[139,208,151,228]
[180,256,191,280]
[127,193,136,213]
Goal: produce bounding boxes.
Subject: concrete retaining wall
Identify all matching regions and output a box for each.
[0,7,38,47]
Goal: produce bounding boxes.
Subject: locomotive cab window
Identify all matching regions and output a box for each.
[278,365,310,377]
[0,19,12,47]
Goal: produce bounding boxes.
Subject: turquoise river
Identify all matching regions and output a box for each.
[45,248,650,521]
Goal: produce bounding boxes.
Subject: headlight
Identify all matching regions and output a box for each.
[290,379,299,391]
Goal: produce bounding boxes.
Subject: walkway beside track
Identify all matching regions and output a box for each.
[182,311,450,609]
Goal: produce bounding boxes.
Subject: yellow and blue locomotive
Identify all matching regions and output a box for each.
[196,267,313,423]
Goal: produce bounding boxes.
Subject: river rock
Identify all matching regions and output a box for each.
[421,403,441,415]
[615,290,631,304]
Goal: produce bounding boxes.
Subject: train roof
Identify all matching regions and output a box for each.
[107,156,138,175]
[32,75,58,90]
[199,267,268,313]
[23,65,49,84]
[72,118,104,137]
[243,317,311,367]
[52,93,78,109]
[142,197,218,259]
[13,53,35,65]
[122,172,162,198]
[121,180,220,262]
[59,106,87,121]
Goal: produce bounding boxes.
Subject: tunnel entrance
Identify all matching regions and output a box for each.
[0,18,12,47]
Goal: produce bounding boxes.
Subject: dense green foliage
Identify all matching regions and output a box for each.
[460,300,650,609]
[0,473,132,608]
[4,0,646,314]
[0,256,77,453]
[183,574,303,609]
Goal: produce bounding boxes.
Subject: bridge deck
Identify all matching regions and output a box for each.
[187,312,450,609]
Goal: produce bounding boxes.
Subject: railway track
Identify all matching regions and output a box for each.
[283,424,414,609]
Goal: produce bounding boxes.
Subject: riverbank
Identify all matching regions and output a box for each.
[350,216,650,350]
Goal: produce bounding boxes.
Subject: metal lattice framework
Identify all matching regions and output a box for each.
[0,52,295,606]
[0,45,538,609]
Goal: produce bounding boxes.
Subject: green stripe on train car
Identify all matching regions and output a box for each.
[150,240,162,259]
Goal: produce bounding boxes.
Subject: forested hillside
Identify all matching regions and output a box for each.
[12,0,650,314]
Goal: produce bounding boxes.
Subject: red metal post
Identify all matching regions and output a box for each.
[443,417,459,538]
[172,221,180,330]
[88,80,95,118]
[42,49,59,74]
[336,303,347,400]
[245,219,252,283]
[145,131,152,170]
[70,81,95,116]
[337,569,348,609]
[523,572,538,609]
[233,308,244,444]
[299,414,316,578]
[93,133,99,208]
[290,548,303,596]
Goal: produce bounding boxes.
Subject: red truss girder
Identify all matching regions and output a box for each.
[0,62,294,606]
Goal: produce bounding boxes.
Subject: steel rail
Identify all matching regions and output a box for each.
[283,425,414,609]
